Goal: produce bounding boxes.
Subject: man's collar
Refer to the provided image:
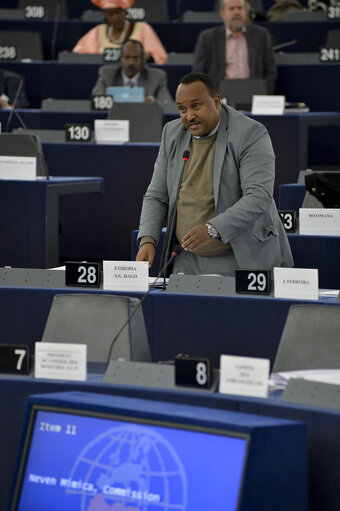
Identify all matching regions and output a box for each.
[121,70,141,85]
[226,25,246,38]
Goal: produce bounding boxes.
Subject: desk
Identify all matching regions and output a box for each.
[0,272,338,367]
[1,375,340,511]
[0,177,103,268]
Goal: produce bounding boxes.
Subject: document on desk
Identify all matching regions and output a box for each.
[271,369,340,388]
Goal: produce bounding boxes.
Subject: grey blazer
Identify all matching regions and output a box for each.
[91,64,173,102]
[193,24,277,93]
[138,105,293,271]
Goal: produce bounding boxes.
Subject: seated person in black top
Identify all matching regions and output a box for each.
[0,69,29,109]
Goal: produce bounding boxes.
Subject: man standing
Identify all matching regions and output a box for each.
[92,39,172,103]
[136,72,293,276]
[193,0,277,93]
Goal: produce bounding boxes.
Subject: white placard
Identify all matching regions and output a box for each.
[219,354,269,398]
[299,208,340,236]
[103,260,148,291]
[251,95,285,115]
[34,342,87,381]
[273,267,319,300]
[0,155,36,180]
[94,119,129,144]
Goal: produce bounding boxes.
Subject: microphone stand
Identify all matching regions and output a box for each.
[104,244,183,373]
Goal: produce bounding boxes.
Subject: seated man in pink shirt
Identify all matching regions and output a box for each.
[193,0,277,93]
[73,0,167,65]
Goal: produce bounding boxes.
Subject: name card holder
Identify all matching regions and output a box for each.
[94,119,129,144]
[219,354,269,398]
[174,356,212,389]
[35,342,87,381]
[91,95,113,111]
[251,95,285,115]
[299,208,340,235]
[273,267,319,301]
[235,269,271,295]
[0,155,36,180]
[279,210,297,233]
[65,262,100,288]
[0,344,30,375]
[103,260,148,292]
[65,123,91,143]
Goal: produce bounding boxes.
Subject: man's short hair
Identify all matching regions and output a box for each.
[178,72,218,97]
[121,38,144,59]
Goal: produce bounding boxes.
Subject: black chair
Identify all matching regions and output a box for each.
[0,9,25,19]
[167,52,194,65]
[218,78,268,110]
[41,294,151,363]
[272,304,340,372]
[107,102,163,142]
[182,10,221,22]
[127,0,169,21]
[18,0,68,20]
[0,31,43,61]
[58,51,104,64]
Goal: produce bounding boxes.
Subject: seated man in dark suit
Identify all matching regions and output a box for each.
[193,0,277,93]
[92,38,173,102]
[0,69,29,108]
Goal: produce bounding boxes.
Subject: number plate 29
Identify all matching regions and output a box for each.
[235,269,271,295]
[65,262,101,288]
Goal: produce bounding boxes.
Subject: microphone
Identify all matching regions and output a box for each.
[4,79,50,179]
[51,0,62,60]
[104,244,183,371]
[162,149,190,288]
[272,39,298,52]
[4,77,24,133]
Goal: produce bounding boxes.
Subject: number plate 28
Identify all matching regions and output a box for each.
[65,262,101,288]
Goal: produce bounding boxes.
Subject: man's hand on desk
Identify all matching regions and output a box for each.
[182,224,212,251]
[136,242,155,268]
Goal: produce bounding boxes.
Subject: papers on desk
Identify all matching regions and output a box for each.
[270,369,340,389]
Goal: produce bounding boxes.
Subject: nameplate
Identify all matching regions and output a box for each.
[320,48,340,62]
[103,260,148,292]
[91,95,113,111]
[24,5,45,18]
[103,47,121,62]
[273,267,318,300]
[175,356,212,389]
[219,354,269,398]
[65,123,91,142]
[94,120,129,144]
[0,155,36,180]
[35,342,87,381]
[279,210,297,232]
[328,4,340,18]
[251,95,285,115]
[0,344,30,374]
[0,45,17,60]
[299,208,340,235]
[65,262,100,287]
[235,269,271,295]
[126,7,146,20]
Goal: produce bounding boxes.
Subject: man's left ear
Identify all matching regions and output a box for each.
[215,94,221,109]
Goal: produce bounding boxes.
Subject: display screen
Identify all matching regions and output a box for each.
[12,406,249,511]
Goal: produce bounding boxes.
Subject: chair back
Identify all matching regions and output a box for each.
[0,31,43,60]
[273,304,340,372]
[108,102,163,142]
[218,78,268,110]
[41,294,151,363]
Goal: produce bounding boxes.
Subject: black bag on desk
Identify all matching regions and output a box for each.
[304,173,340,208]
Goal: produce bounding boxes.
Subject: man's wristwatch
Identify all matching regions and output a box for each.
[205,223,220,240]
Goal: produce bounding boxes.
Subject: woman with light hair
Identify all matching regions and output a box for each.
[73,0,167,64]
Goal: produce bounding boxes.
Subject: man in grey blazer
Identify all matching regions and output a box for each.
[92,39,172,102]
[193,0,277,93]
[136,72,293,276]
